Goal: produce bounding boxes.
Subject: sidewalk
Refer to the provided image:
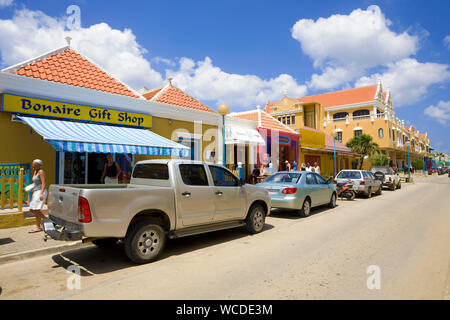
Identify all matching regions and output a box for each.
[0,224,87,265]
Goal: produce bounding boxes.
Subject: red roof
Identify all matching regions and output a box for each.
[143,85,215,113]
[11,48,138,98]
[231,110,298,134]
[266,85,378,111]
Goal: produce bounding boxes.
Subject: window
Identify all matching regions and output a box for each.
[337,171,362,179]
[314,174,327,184]
[291,115,295,125]
[209,166,238,187]
[132,164,169,180]
[282,117,286,124]
[179,164,209,186]
[336,132,343,143]
[287,116,291,125]
[392,130,395,142]
[354,130,362,137]
[353,109,370,118]
[333,112,348,120]
[378,128,384,138]
[278,117,282,122]
[264,172,302,184]
[305,173,317,185]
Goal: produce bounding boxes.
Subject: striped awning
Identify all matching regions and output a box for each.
[20,116,190,157]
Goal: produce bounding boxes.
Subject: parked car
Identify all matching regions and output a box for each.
[437,166,445,175]
[258,171,337,217]
[370,166,401,190]
[43,160,271,264]
[335,170,382,198]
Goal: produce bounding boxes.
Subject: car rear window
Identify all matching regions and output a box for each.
[263,172,302,184]
[371,167,392,174]
[337,171,362,179]
[132,164,169,180]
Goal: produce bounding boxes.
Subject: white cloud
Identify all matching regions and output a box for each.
[356,58,450,106]
[444,35,450,50]
[424,101,450,124]
[291,5,419,90]
[0,0,14,8]
[166,57,307,108]
[0,8,164,89]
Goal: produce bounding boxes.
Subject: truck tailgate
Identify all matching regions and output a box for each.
[48,185,81,224]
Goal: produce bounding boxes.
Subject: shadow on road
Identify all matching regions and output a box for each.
[50,223,274,276]
[269,205,337,220]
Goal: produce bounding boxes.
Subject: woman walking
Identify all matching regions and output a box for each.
[29,159,48,233]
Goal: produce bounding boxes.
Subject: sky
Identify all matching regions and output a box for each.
[0,0,449,154]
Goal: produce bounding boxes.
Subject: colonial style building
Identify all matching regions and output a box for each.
[266,82,431,170]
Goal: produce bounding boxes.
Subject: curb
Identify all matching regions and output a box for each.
[0,241,90,266]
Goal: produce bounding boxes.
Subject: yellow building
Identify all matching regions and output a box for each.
[0,43,222,192]
[266,82,431,171]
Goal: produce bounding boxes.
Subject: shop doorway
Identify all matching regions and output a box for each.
[88,153,106,184]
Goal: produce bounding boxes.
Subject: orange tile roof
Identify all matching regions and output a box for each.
[12,48,138,98]
[143,85,215,113]
[296,85,378,108]
[266,85,378,111]
[231,110,298,134]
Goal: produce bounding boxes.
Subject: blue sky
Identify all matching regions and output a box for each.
[0,0,449,153]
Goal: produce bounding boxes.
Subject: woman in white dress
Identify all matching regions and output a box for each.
[29,159,48,233]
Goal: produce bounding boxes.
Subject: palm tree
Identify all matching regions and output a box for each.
[346,134,380,169]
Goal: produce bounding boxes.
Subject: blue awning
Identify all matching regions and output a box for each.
[20,116,190,157]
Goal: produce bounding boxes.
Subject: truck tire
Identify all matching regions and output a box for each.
[124,221,166,264]
[366,187,372,198]
[397,181,401,189]
[390,182,396,191]
[245,204,266,234]
[92,238,118,248]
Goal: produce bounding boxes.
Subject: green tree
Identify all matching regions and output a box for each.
[369,153,388,166]
[412,159,423,170]
[346,134,380,169]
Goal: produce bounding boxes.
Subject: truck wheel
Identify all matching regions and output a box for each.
[124,221,166,264]
[397,181,401,189]
[245,204,265,234]
[390,183,396,191]
[366,187,372,198]
[92,238,118,248]
[299,198,311,217]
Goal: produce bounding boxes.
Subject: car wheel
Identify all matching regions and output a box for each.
[299,198,311,217]
[245,204,266,234]
[124,221,166,264]
[376,186,382,195]
[366,187,372,198]
[92,237,118,249]
[329,193,337,208]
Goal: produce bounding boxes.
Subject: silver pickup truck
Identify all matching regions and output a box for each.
[43,160,271,263]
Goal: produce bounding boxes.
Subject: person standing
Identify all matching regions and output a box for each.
[101,154,122,184]
[285,161,291,171]
[28,159,48,233]
[314,162,321,175]
[301,163,306,171]
[306,163,312,172]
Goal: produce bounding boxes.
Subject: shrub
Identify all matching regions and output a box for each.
[368,153,388,166]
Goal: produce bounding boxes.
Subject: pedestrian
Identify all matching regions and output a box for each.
[314,162,321,175]
[267,163,274,175]
[306,163,312,172]
[28,159,48,233]
[301,163,306,171]
[101,154,122,184]
[251,165,261,184]
[285,160,291,171]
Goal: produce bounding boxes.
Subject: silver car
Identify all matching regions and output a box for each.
[335,170,382,198]
[259,171,337,217]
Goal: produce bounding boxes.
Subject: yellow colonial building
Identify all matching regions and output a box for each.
[266,82,431,171]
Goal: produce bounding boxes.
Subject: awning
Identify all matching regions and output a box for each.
[20,116,190,157]
[225,126,265,145]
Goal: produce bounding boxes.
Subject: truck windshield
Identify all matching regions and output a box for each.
[132,164,169,180]
[337,171,361,179]
[263,172,302,184]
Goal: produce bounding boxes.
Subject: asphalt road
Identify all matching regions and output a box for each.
[1,175,449,300]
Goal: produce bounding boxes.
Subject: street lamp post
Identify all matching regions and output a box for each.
[406,141,411,181]
[331,130,338,177]
[218,104,229,167]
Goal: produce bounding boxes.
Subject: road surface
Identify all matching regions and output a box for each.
[1,174,449,299]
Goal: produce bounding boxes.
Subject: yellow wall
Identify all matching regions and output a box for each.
[0,112,56,185]
[299,149,359,179]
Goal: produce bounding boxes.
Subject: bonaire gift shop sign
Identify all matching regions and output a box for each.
[1,94,152,128]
